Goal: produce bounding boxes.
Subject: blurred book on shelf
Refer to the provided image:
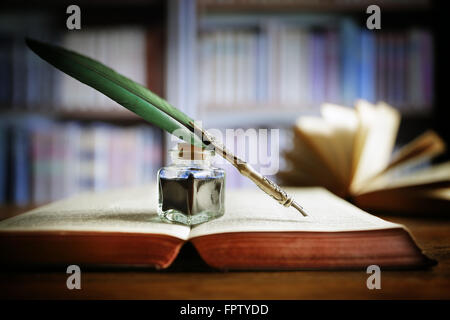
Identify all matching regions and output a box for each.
[0,12,165,206]
[197,18,433,113]
[59,27,148,112]
[0,22,155,113]
[0,13,58,110]
[277,100,449,215]
[0,117,162,206]
[197,0,430,10]
[212,126,290,189]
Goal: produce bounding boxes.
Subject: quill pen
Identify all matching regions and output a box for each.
[26,38,308,216]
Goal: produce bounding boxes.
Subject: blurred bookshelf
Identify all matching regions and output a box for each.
[201,106,433,128]
[197,0,430,13]
[175,0,440,190]
[0,0,167,206]
[194,0,434,126]
[0,0,444,206]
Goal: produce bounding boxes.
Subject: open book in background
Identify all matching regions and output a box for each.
[0,186,433,270]
[278,100,450,215]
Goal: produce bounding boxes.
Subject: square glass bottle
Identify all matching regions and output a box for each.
[157,143,225,225]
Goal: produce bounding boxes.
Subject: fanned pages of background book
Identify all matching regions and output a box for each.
[0,186,433,270]
[278,100,449,215]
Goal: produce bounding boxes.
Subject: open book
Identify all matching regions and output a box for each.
[278,100,449,214]
[0,186,433,270]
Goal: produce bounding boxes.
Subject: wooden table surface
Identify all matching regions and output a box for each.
[0,206,449,300]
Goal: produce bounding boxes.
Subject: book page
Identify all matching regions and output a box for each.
[320,103,358,186]
[385,130,445,171]
[279,104,358,196]
[189,187,401,239]
[280,134,345,194]
[294,116,350,185]
[357,161,450,194]
[0,186,404,241]
[350,101,400,194]
[0,186,191,240]
[354,131,445,195]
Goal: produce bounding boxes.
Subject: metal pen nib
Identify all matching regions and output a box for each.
[192,122,310,217]
[236,165,309,217]
[291,200,308,217]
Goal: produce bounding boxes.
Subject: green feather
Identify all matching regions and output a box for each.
[25,38,203,147]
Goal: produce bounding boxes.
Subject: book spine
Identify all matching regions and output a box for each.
[0,123,8,204]
[387,32,397,106]
[340,18,360,106]
[31,122,51,204]
[267,21,280,105]
[63,122,81,198]
[93,124,110,191]
[407,30,422,108]
[0,35,13,106]
[79,127,96,192]
[324,30,340,104]
[256,27,268,103]
[299,28,312,107]
[279,25,291,106]
[235,31,246,107]
[49,124,64,201]
[312,30,326,105]
[223,30,234,106]
[395,33,406,109]
[11,38,27,108]
[360,30,376,103]
[376,33,386,104]
[421,31,434,108]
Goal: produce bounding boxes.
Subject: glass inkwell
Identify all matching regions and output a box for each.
[157,143,225,225]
